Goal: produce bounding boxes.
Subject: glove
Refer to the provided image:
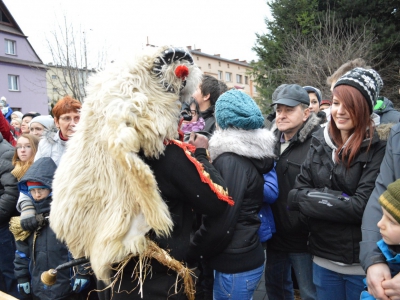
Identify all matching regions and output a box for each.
[72,276,90,293]
[20,201,38,231]
[17,281,31,298]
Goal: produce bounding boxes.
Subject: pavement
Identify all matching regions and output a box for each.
[254,271,268,300]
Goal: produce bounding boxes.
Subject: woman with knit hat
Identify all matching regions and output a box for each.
[288,68,387,300]
[188,89,276,299]
[29,115,55,137]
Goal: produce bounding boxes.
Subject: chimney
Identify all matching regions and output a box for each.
[187,46,192,50]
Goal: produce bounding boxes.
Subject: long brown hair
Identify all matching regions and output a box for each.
[330,85,374,167]
[12,134,40,166]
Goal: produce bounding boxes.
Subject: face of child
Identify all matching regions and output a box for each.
[29,188,51,202]
[377,207,400,245]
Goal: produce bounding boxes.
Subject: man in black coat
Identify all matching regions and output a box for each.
[0,132,20,298]
[265,84,320,300]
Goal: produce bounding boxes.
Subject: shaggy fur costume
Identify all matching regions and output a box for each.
[50,46,202,283]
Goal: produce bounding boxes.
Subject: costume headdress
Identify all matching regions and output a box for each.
[50,46,203,287]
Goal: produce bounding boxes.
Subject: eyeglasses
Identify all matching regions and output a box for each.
[29,188,50,195]
[16,145,32,150]
[190,110,198,116]
[59,116,80,123]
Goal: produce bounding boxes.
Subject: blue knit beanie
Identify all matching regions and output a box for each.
[215,90,264,130]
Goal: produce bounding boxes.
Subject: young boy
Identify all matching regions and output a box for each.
[13,157,89,300]
[361,179,400,299]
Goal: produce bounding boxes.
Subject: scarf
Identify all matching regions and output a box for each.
[11,161,32,181]
[323,124,353,162]
[180,117,205,134]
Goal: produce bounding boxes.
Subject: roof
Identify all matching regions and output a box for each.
[0,56,47,69]
[190,49,251,68]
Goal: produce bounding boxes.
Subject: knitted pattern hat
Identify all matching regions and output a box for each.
[303,86,322,104]
[27,181,49,191]
[334,67,383,114]
[379,179,400,224]
[215,89,264,130]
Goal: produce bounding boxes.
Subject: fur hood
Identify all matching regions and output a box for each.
[209,128,276,161]
[50,46,202,282]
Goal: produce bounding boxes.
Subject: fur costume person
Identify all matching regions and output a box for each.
[50,46,203,284]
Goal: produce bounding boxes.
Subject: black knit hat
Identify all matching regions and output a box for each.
[22,112,41,120]
[334,67,383,114]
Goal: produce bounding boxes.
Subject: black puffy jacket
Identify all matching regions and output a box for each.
[0,132,18,227]
[288,127,386,264]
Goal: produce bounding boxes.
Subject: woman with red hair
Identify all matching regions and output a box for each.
[287,68,386,300]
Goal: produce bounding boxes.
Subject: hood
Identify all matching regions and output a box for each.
[19,157,57,198]
[209,127,276,173]
[374,97,397,115]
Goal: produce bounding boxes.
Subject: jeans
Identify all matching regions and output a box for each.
[265,250,316,300]
[213,264,264,300]
[0,225,20,299]
[313,263,365,300]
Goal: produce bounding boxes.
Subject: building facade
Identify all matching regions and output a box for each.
[188,46,258,98]
[0,0,48,114]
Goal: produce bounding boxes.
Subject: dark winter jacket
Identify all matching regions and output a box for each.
[361,123,400,271]
[267,114,321,253]
[108,143,230,300]
[14,157,84,300]
[0,132,19,227]
[200,105,216,135]
[374,97,400,124]
[288,127,386,264]
[258,166,279,243]
[192,128,275,273]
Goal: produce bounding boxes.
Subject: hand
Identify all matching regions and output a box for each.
[188,132,209,149]
[17,282,31,298]
[366,263,391,300]
[20,215,38,231]
[382,272,400,300]
[72,276,90,293]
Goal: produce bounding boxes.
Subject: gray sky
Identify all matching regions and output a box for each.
[3,0,271,66]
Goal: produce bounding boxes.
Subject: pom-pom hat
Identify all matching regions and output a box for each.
[215,89,264,130]
[379,179,400,224]
[334,67,383,114]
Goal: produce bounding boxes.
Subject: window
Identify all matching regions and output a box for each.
[8,75,19,91]
[197,56,199,61]
[218,62,221,66]
[236,74,242,84]
[225,72,232,82]
[52,87,58,92]
[51,75,58,79]
[245,76,249,85]
[5,39,16,55]
[227,63,230,68]
[208,63,211,69]
[62,82,68,89]
[218,70,223,80]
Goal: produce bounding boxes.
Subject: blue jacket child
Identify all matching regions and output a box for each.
[13,157,89,300]
[360,179,400,299]
[258,165,279,243]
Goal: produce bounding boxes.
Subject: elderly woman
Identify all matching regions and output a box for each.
[17,96,81,231]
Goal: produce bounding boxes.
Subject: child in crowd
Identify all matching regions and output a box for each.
[12,157,90,300]
[361,179,400,299]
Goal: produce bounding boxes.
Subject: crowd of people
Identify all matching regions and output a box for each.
[0,49,400,300]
